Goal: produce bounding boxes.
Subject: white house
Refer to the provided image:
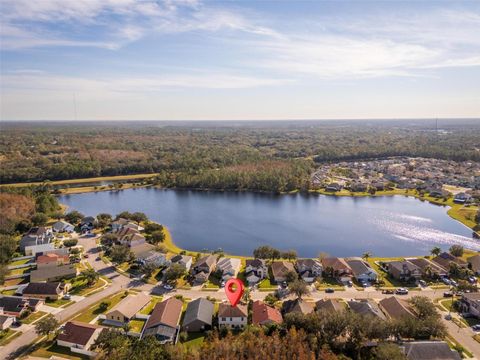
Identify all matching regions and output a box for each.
[218,303,248,329]
[57,321,103,357]
[52,221,75,233]
[136,250,168,267]
[296,259,323,283]
[24,243,55,256]
[245,259,268,285]
[170,255,193,272]
[216,257,242,281]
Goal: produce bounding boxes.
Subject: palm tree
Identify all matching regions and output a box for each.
[424,265,433,279]
[431,247,442,257]
[362,252,372,262]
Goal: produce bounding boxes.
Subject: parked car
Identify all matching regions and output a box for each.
[325,288,335,293]
[163,284,174,290]
[418,280,427,287]
[382,289,394,294]
[443,291,453,298]
[450,280,458,287]
[347,280,353,287]
[395,288,408,295]
[468,276,477,284]
[472,325,480,331]
[63,294,71,300]
[442,278,451,285]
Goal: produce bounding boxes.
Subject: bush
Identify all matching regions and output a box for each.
[31,213,48,226]
[63,239,78,247]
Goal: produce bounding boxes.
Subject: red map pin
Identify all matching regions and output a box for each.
[225,278,244,307]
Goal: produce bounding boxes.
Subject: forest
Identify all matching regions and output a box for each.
[1,120,479,191]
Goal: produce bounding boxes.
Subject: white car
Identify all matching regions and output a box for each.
[163,284,174,290]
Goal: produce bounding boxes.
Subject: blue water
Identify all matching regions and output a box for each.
[58,188,477,257]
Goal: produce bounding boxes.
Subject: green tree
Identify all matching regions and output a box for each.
[34,314,59,338]
[110,245,133,264]
[65,210,84,224]
[253,246,274,260]
[0,235,17,264]
[148,230,165,244]
[101,233,118,247]
[131,212,148,223]
[430,247,442,257]
[164,263,186,284]
[63,239,78,247]
[449,245,464,257]
[288,279,310,299]
[141,262,157,279]
[362,251,372,261]
[285,270,298,284]
[144,222,163,234]
[31,212,48,226]
[282,250,297,261]
[373,343,406,360]
[81,269,99,286]
[96,213,112,228]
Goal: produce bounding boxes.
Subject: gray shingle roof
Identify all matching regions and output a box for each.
[182,298,214,328]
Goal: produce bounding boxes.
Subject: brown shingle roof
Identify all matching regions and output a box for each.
[271,261,295,279]
[218,303,248,318]
[252,300,282,325]
[145,297,183,329]
[107,292,151,319]
[379,296,416,320]
[316,299,344,313]
[57,321,100,346]
[23,282,62,296]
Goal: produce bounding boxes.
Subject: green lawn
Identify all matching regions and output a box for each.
[8,267,31,275]
[74,292,128,323]
[22,311,47,324]
[139,296,163,315]
[69,278,105,296]
[182,332,205,348]
[316,277,345,290]
[1,289,17,296]
[129,319,146,333]
[45,298,73,308]
[9,258,31,266]
[30,340,89,359]
[0,329,21,346]
[258,278,277,290]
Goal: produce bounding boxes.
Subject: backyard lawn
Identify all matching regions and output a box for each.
[258,278,277,291]
[30,340,89,360]
[139,296,163,315]
[182,332,205,348]
[129,319,146,333]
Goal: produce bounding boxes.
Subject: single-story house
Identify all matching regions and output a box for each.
[316,299,344,313]
[454,193,472,204]
[252,300,282,326]
[379,296,416,320]
[20,227,54,252]
[406,257,448,278]
[57,321,103,357]
[218,303,248,329]
[385,260,422,281]
[24,243,55,256]
[216,257,242,281]
[36,253,70,268]
[30,264,78,282]
[0,315,14,330]
[271,261,295,284]
[245,259,268,285]
[182,298,214,332]
[170,255,193,272]
[0,296,43,317]
[142,297,183,344]
[345,258,377,282]
[347,299,386,320]
[467,254,480,275]
[22,282,64,300]
[191,255,217,284]
[295,259,323,283]
[135,249,168,267]
[80,216,96,232]
[105,292,151,326]
[402,341,461,360]
[52,220,75,233]
[432,252,468,270]
[118,228,146,248]
[459,293,480,318]
[111,218,142,232]
[325,183,342,192]
[282,299,315,316]
[321,257,352,281]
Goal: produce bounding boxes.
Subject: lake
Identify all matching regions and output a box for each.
[58,188,478,257]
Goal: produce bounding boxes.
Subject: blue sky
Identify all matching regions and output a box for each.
[1,0,479,120]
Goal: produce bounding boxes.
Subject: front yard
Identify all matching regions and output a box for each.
[74,291,129,323]
[0,329,21,346]
[22,310,47,324]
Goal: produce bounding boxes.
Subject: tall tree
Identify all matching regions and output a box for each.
[34,314,59,339]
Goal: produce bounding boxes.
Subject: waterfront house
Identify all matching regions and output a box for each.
[467,254,480,275]
[316,299,344,313]
[52,220,75,233]
[454,192,472,204]
[379,296,416,320]
[57,321,103,357]
[385,260,422,281]
[432,252,468,270]
[0,296,43,317]
[245,259,268,285]
[170,254,193,272]
[218,303,248,329]
[142,297,183,344]
[345,258,377,282]
[30,263,78,282]
[117,227,146,248]
[406,258,448,278]
[111,218,144,232]
[282,299,315,316]
[191,254,217,284]
[136,249,168,267]
[80,216,96,232]
[271,261,295,284]
[321,257,352,281]
[402,341,461,360]
[295,259,323,283]
[216,257,242,281]
[459,293,480,318]
[325,183,342,192]
[182,298,214,332]
[22,282,64,300]
[347,299,386,320]
[252,300,282,326]
[105,292,151,326]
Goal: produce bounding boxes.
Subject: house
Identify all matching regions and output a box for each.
[467,254,480,275]
[454,192,472,204]
[118,228,146,248]
[316,299,344,313]
[20,227,54,254]
[24,243,55,256]
[30,264,78,282]
[347,299,386,320]
[325,183,342,192]
[57,321,103,357]
[271,261,295,284]
[111,218,132,232]
[191,255,217,284]
[182,298,214,332]
[0,296,43,317]
[321,257,352,281]
[216,257,242,281]
[432,252,468,270]
[385,260,422,281]
[0,315,14,330]
[407,257,448,278]
[135,249,168,267]
[52,220,75,233]
[142,297,183,343]
[252,300,282,326]
[345,258,377,282]
[218,303,248,329]
[282,299,315,316]
[22,282,64,300]
[36,253,70,268]
[170,254,193,272]
[379,296,416,320]
[80,216,96,232]
[245,259,268,285]
[402,341,461,360]
[105,292,151,326]
[295,259,323,283]
[459,293,480,318]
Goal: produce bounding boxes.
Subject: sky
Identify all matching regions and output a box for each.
[1,0,479,121]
